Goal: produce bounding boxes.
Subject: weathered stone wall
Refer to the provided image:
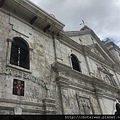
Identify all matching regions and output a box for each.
[55,31,120,114]
[55,39,89,76]
[0,10,10,74]
[0,7,120,115]
[59,86,101,114]
[0,10,57,114]
[70,34,97,46]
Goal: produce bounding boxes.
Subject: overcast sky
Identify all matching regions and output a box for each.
[30,0,120,47]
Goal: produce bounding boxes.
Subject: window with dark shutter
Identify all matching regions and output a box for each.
[71,54,81,72]
[10,37,29,69]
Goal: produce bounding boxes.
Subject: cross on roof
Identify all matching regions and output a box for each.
[80,20,87,26]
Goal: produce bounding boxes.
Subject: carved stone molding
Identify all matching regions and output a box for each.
[0,98,43,107]
[5,67,46,88]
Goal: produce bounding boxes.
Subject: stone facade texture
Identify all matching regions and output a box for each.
[0,0,120,115]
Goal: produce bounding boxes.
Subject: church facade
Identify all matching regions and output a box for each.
[0,0,120,115]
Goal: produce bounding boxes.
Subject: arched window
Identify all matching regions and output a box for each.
[71,54,81,72]
[10,37,29,69]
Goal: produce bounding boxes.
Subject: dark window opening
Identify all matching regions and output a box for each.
[13,79,24,96]
[71,54,81,72]
[10,37,29,69]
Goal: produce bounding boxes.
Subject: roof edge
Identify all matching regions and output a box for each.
[25,0,65,28]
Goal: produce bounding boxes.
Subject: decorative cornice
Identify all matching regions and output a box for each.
[52,62,91,83]
[52,62,120,94]
[20,0,65,28]
[1,0,65,35]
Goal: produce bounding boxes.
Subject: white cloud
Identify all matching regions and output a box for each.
[117,42,120,47]
[30,0,120,45]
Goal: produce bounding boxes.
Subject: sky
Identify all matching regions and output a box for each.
[30,0,120,47]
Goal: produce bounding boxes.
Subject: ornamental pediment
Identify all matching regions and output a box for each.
[86,43,115,65]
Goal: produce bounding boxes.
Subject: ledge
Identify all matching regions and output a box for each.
[52,61,92,83]
[7,64,32,73]
[52,61,71,72]
[52,62,120,93]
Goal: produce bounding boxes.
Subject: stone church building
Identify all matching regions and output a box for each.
[0,0,120,115]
